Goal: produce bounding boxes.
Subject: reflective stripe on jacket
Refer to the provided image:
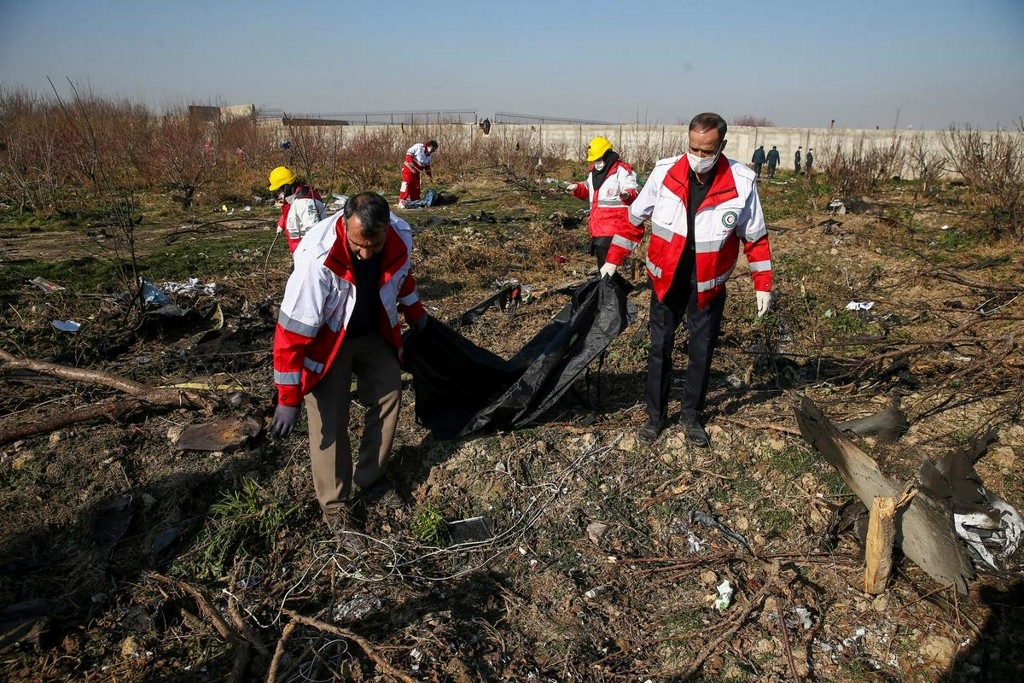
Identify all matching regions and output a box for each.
[571,160,642,244]
[273,212,426,405]
[621,155,772,309]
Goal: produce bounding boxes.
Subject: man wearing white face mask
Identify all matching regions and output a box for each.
[613,113,773,445]
[566,136,641,271]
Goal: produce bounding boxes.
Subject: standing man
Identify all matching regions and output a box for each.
[805,148,814,175]
[604,113,772,445]
[766,145,780,179]
[566,136,642,270]
[751,145,766,177]
[268,166,327,254]
[794,146,802,175]
[269,192,428,546]
[399,139,438,209]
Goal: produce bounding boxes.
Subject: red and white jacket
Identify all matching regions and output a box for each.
[570,160,642,241]
[404,143,433,177]
[273,212,426,406]
[277,184,327,253]
[618,155,772,309]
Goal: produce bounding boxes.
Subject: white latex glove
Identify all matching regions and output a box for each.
[756,290,772,317]
[566,183,579,193]
[599,262,617,279]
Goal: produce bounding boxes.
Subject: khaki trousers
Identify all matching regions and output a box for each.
[304,332,401,514]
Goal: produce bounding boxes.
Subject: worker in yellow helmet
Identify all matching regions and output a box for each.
[566,136,642,272]
[268,166,326,254]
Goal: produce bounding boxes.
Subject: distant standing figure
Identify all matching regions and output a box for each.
[794,146,802,174]
[479,118,491,135]
[268,166,327,254]
[399,140,438,209]
[566,136,641,269]
[765,145,780,179]
[751,145,766,177]
[805,148,814,175]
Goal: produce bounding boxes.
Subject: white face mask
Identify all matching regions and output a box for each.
[593,160,606,171]
[687,150,719,175]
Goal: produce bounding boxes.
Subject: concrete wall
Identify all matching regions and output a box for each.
[261,118,1020,180]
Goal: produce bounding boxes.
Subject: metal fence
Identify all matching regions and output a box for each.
[492,111,614,126]
[257,109,479,125]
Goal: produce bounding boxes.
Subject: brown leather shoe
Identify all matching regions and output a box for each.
[323,507,368,553]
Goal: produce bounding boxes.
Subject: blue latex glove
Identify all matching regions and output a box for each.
[269,404,300,437]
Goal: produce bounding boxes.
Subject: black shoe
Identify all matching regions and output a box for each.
[638,418,664,444]
[680,413,710,446]
[323,507,368,553]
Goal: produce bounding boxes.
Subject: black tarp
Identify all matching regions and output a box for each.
[403,276,634,440]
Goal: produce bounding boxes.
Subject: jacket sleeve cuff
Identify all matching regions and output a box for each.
[277,385,303,407]
[403,301,427,323]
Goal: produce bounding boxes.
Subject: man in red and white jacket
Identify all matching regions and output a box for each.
[268,192,427,542]
[398,140,438,209]
[607,113,773,446]
[567,136,643,269]
[268,166,327,254]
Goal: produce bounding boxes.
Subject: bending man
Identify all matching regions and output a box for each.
[269,192,427,545]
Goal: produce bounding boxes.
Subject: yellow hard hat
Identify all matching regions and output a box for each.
[586,136,613,162]
[268,166,297,191]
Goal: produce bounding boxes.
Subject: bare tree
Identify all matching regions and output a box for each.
[944,122,1024,240]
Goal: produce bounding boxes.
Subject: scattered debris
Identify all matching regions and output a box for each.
[51,319,81,332]
[29,276,64,293]
[838,401,909,443]
[794,397,974,593]
[447,516,494,544]
[713,580,734,610]
[160,278,222,296]
[172,416,262,452]
[93,494,134,559]
[845,301,875,311]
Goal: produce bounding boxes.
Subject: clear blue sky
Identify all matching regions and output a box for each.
[2,0,1022,130]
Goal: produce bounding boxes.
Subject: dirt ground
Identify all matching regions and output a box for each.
[1,169,1022,682]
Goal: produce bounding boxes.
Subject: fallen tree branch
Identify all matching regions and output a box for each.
[0,349,208,445]
[266,622,296,683]
[283,610,417,683]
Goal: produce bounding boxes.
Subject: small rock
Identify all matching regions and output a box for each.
[48,431,62,445]
[120,635,141,658]
[989,446,1016,469]
[663,435,686,451]
[735,517,749,531]
[919,635,956,667]
[618,435,639,452]
[755,638,774,654]
[166,425,185,443]
[768,439,786,452]
[12,452,35,470]
[700,570,717,586]
[706,424,725,439]
[587,522,608,545]
[871,595,889,612]
[535,440,548,454]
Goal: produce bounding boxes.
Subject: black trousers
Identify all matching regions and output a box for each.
[645,282,727,422]
[590,236,612,268]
